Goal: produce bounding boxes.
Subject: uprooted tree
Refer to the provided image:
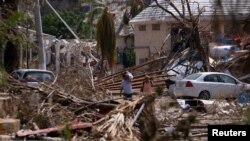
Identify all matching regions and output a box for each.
[155,0,250,73]
[155,0,210,71]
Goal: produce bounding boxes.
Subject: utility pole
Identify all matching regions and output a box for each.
[35,0,46,70]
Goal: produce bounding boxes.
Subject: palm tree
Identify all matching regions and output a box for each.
[96,7,116,69]
[82,0,105,38]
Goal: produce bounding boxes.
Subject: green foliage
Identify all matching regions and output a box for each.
[123,48,136,68]
[96,7,116,67]
[0,10,25,46]
[61,124,72,140]
[86,6,104,24]
[42,10,94,39]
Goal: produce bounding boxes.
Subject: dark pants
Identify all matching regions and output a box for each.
[124,93,132,100]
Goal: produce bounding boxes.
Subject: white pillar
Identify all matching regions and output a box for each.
[55,43,60,73]
[66,44,71,66]
[29,48,32,64]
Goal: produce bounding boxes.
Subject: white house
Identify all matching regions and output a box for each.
[130,0,250,65]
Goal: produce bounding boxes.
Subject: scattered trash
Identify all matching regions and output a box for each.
[237,92,250,104]
[164,125,175,135]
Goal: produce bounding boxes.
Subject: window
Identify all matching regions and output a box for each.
[139,25,146,31]
[204,74,219,82]
[23,71,55,82]
[218,75,237,84]
[185,73,202,80]
[152,24,160,30]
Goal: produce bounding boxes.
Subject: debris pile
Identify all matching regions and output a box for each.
[93,97,144,141]
[0,33,250,140]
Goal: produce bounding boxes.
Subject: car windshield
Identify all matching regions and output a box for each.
[184,73,202,80]
[23,71,55,82]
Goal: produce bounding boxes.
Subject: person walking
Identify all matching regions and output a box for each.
[141,75,153,93]
[120,72,133,100]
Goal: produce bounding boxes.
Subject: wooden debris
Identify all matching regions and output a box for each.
[16,120,92,137]
[0,119,20,135]
[93,96,146,141]
[0,96,17,118]
[0,135,12,140]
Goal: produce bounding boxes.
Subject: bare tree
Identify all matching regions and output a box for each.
[155,0,210,71]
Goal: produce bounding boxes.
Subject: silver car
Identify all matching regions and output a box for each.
[11,69,55,86]
[171,72,250,100]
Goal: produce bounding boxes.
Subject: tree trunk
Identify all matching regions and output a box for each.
[19,44,23,68]
[193,25,209,71]
[34,0,46,70]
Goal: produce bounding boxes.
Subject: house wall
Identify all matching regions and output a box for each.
[132,20,235,65]
[133,23,172,65]
[116,36,134,49]
[198,21,211,31]
[132,17,246,66]
[116,36,125,49]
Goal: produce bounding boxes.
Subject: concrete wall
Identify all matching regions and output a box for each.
[116,36,125,49]
[133,23,171,65]
[131,20,221,66]
[116,36,134,49]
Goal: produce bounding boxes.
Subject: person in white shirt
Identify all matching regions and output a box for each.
[120,72,133,100]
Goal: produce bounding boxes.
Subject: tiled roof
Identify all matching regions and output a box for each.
[130,0,250,24]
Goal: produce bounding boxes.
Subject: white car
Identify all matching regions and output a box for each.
[171,72,250,100]
[11,69,55,86]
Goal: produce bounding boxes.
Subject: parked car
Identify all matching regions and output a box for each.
[170,72,250,100]
[11,69,55,86]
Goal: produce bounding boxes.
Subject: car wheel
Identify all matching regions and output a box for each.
[199,91,210,100]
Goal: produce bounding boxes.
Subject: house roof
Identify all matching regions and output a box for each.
[130,0,250,24]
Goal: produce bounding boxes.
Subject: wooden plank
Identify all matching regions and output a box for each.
[95,56,168,83]
[0,119,20,135]
[16,121,92,137]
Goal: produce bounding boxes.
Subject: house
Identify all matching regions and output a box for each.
[129,0,250,65]
[100,0,155,72]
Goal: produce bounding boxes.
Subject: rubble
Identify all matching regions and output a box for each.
[0,32,249,140]
[0,119,20,135]
[16,120,92,138]
[0,63,249,141]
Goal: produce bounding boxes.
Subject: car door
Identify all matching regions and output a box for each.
[203,74,222,98]
[218,74,240,98]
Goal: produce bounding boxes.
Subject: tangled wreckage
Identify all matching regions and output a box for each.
[0,36,250,140]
